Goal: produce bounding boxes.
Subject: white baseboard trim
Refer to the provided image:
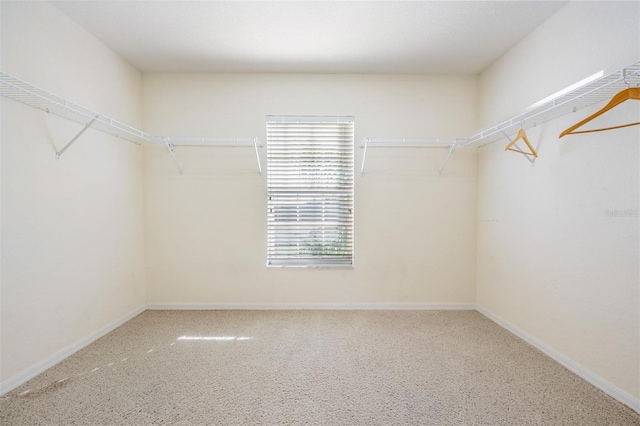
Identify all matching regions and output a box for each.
[146,302,477,311]
[0,305,146,396]
[476,305,640,414]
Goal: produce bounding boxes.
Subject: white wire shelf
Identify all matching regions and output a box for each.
[0,71,262,174]
[360,137,460,176]
[5,59,638,178]
[362,60,640,175]
[462,61,640,147]
[163,136,263,176]
[0,72,154,145]
[360,137,459,148]
[160,137,263,148]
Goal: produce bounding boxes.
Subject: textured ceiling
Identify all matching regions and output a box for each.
[52,1,567,74]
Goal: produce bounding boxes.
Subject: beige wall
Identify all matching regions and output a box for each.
[1,2,145,384]
[477,1,639,401]
[142,73,478,305]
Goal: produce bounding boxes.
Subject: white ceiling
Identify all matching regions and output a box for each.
[52,1,567,74]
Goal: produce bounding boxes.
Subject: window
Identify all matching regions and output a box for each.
[266,116,354,267]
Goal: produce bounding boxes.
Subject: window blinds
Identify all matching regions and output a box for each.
[267,116,354,267]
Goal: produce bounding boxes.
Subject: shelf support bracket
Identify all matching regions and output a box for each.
[56,115,98,160]
[253,137,262,176]
[438,142,457,176]
[163,137,183,175]
[360,138,369,176]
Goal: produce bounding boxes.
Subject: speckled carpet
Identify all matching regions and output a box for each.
[1,310,639,425]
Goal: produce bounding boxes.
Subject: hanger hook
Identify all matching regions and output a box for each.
[622,70,640,87]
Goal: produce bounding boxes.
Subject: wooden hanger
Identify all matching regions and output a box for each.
[504,128,538,158]
[559,87,640,138]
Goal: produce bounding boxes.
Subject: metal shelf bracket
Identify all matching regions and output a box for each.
[253,137,263,176]
[56,115,98,160]
[360,137,370,176]
[438,142,457,176]
[163,137,183,175]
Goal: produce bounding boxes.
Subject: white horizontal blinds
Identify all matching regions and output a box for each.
[267,116,354,267]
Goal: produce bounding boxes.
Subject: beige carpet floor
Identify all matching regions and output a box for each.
[1,310,639,425]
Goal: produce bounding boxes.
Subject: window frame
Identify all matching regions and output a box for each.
[266,115,355,268]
